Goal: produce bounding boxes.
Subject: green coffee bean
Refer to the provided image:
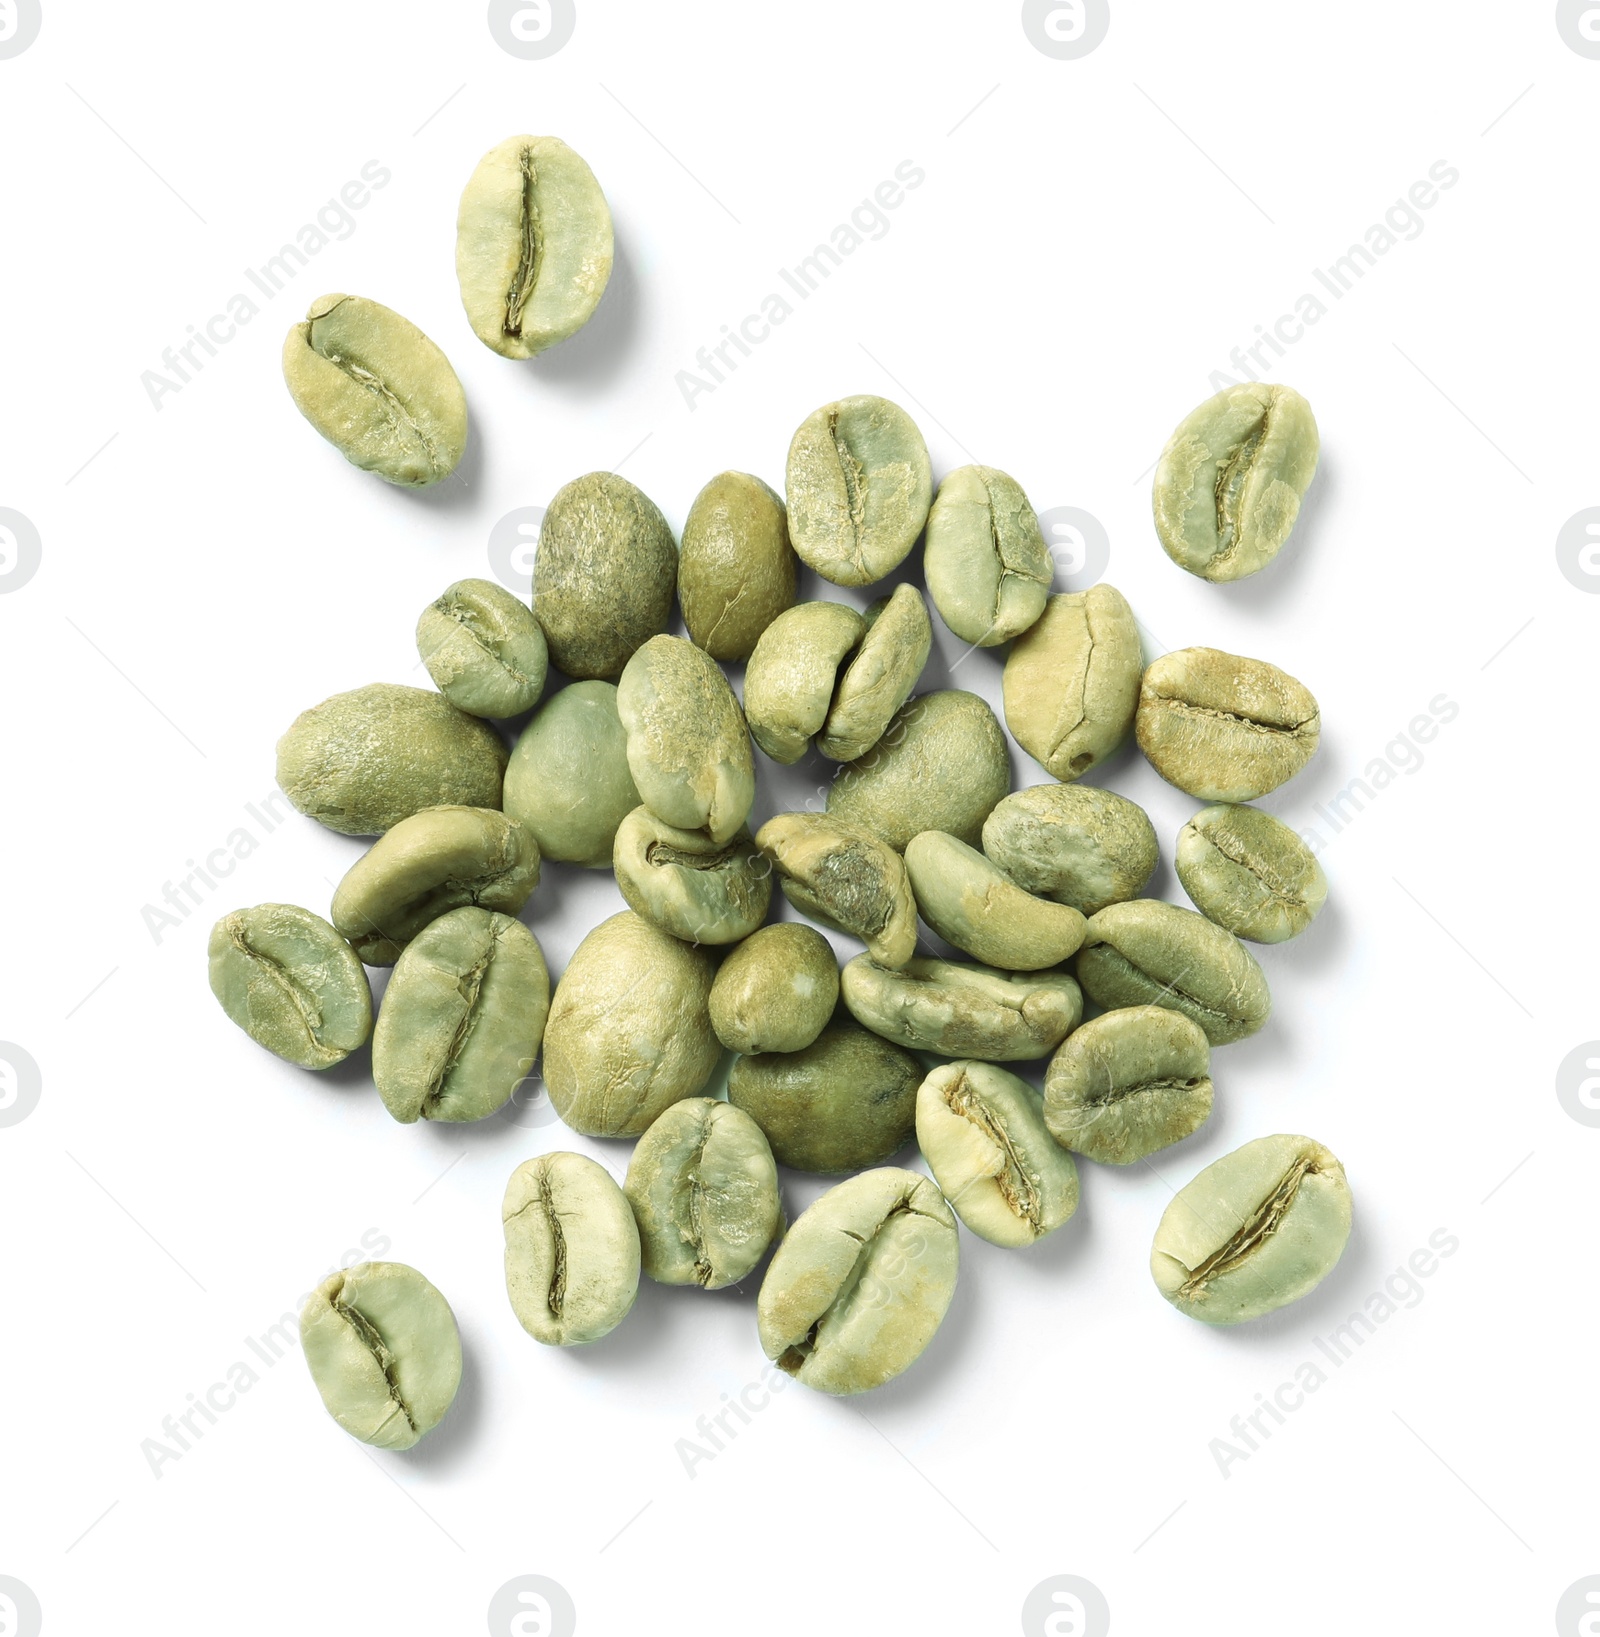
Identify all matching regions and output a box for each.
[533,472,677,680]
[757,1168,957,1395]
[1043,1006,1212,1164]
[728,1019,921,1173]
[816,584,931,762]
[276,682,508,837]
[1176,803,1327,943]
[300,1261,461,1449]
[709,923,839,1054]
[1137,647,1320,802]
[1003,586,1141,781]
[416,578,548,719]
[613,807,771,945]
[841,955,1081,1061]
[503,1152,640,1345]
[541,912,719,1137]
[455,134,613,360]
[502,680,639,867]
[827,690,1011,852]
[617,634,755,843]
[916,1061,1080,1247]
[982,784,1158,916]
[207,904,372,1070]
[680,472,796,661]
[623,1099,783,1289]
[1153,383,1319,582]
[924,465,1051,646]
[329,806,540,965]
[754,812,917,969]
[1151,1134,1351,1324]
[281,295,466,487]
[371,907,549,1123]
[743,601,865,764]
[785,395,932,586]
[904,830,1086,971]
[1076,900,1270,1045]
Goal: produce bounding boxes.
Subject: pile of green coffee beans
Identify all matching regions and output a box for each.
[215,132,1351,1448]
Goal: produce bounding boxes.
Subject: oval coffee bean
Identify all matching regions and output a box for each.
[416,578,548,719]
[904,831,1086,971]
[541,912,719,1137]
[281,294,466,487]
[623,1099,783,1289]
[532,472,677,680]
[1176,803,1328,943]
[1153,383,1319,582]
[330,806,540,965]
[208,904,372,1070]
[276,682,508,837]
[613,807,771,945]
[1003,585,1141,781]
[743,601,865,764]
[827,689,1010,852]
[983,783,1158,916]
[785,395,932,586]
[503,1152,640,1345]
[757,1168,958,1395]
[1076,900,1270,1045]
[709,923,839,1055]
[1137,647,1320,802]
[503,680,639,867]
[841,955,1081,1061]
[455,134,613,359]
[923,464,1051,647]
[916,1062,1080,1248]
[300,1261,462,1449]
[617,634,755,844]
[1043,1005,1213,1164]
[753,812,917,969]
[680,471,796,661]
[371,907,549,1123]
[815,583,931,762]
[1151,1134,1352,1324]
[727,1019,921,1174]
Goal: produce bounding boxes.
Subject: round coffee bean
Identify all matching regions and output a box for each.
[416,578,548,719]
[709,923,839,1054]
[612,807,771,946]
[924,464,1051,647]
[1176,803,1327,943]
[983,784,1158,916]
[680,471,796,662]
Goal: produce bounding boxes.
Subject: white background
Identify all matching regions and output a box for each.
[1,2,1595,1633]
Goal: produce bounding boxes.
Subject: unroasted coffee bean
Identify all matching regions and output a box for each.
[330,806,540,965]
[680,471,796,661]
[815,584,931,762]
[282,294,467,487]
[503,1152,640,1345]
[541,912,719,1137]
[1151,1134,1351,1324]
[709,923,839,1055]
[612,807,771,945]
[456,134,613,359]
[982,784,1158,917]
[623,1099,783,1289]
[207,904,372,1070]
[1153,383,1319,582]
[416,578,548,719]
[923,464,1051,647]
[1137,647,1320,802]
[1076,900,1270,1045]
[757,1168,958,1395]
[1176,803,1327,943]
[371,907,549,1123]
[277,682,508,837]
[1044,1005,1213,1164]
[743,600,865,764]
[916,1061,1080,1247]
